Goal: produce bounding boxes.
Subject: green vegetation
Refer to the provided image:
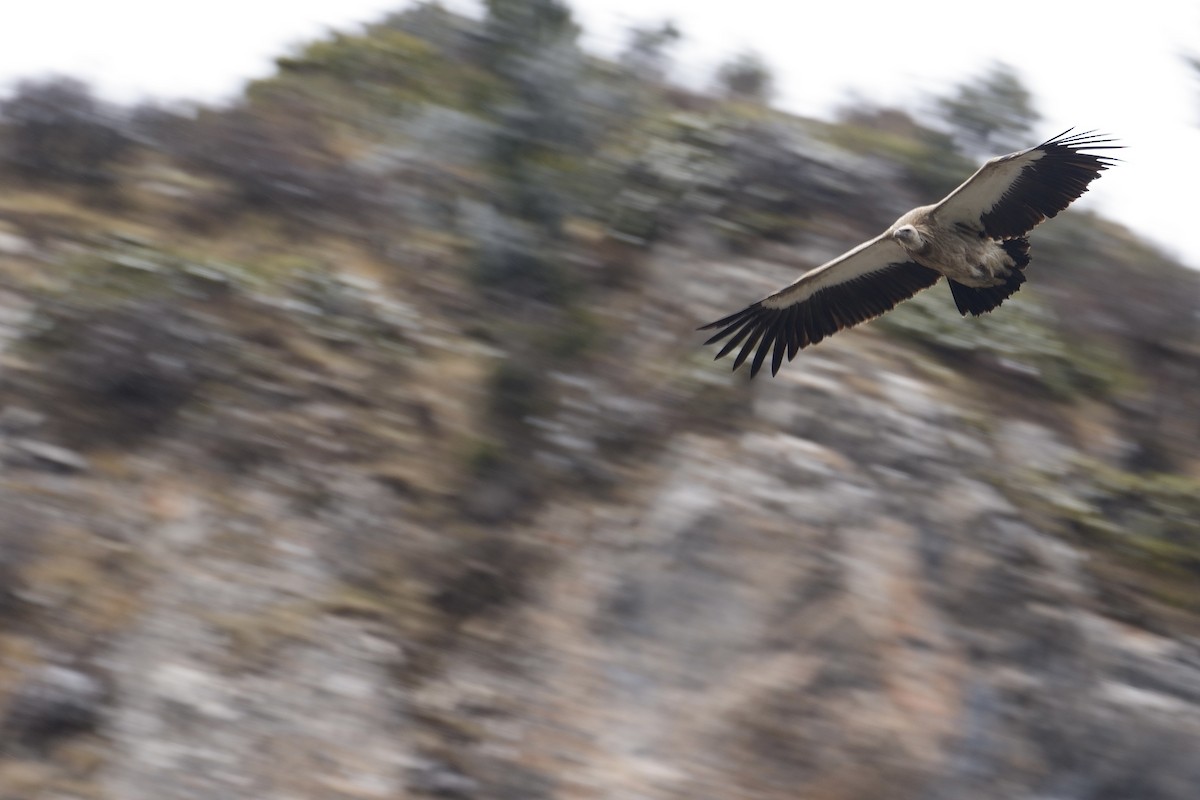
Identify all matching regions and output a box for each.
[822,108,973,198]
[932,62,1041,154]
[486,359,550,429]
[1014,457,1200,616]
[714,50,776,103]
[0,77,131,187]
[876,287,1135,400]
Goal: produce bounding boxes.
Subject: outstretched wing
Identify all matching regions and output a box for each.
[699,235,941,377]
[932,129,1120,239]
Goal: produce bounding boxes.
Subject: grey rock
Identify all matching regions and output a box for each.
[0,406,46,433]
[8,439,90,473]
[0,230,36,256]
[408,760,480,797]
[2,665,107,751]
[995,420,1076,476]
[933,478,1019,529]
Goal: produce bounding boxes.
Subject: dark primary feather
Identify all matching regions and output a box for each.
[699,261,941,377]
[980,129,1120,239]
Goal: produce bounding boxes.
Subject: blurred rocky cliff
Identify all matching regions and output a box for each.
[1,3,1199,798]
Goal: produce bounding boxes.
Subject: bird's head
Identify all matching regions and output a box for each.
[893,224,924,250]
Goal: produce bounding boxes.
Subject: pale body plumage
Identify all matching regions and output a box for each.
[701,130,1120,377]
[890,206,1016,288]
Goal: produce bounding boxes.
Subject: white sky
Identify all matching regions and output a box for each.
[3,0,1199,267]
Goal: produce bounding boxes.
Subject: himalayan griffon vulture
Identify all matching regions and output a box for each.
[699,129,1121,377]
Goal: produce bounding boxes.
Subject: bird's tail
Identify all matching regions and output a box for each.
[1001,237,1031,270]
[949,237,1030,316]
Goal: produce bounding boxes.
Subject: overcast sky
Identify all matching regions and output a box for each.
[3,0,1198,267]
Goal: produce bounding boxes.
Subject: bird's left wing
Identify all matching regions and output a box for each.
[932,129,1120,239]
[699,235,941,377]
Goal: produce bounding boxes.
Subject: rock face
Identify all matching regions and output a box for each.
[2,247,1199,800]
[0,102,1199,800]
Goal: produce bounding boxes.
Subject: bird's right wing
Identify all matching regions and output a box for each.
[699,234,941,377]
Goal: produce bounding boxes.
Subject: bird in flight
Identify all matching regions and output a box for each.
[699,129,1120,377]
